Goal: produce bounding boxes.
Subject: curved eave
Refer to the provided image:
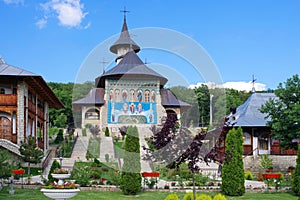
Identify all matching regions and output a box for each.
[25,76,64,109]
[110,43,140,54]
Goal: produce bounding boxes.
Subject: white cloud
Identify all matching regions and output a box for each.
[189,81,267,92]
[2,0,24,5]
[38,0,89,28]
[35,18,47,29]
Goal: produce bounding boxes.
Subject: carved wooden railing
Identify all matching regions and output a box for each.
[0,94,17,106]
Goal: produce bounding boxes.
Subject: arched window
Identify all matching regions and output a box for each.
[130,89,135,101]
[122,90,127,102]
[109,89,114,101]
[85,108,100,120]
[144,90,150,102]
[0,88,5,94]
[114,89,120,102]
[243,132,251,145]
[137,90,143,102]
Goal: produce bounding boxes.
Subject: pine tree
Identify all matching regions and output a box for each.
[221,127,245,196]
[292,145,300,195]
[19,136,44,175]
[120,126,142,195]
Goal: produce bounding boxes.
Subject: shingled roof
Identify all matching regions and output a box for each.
[72,88,105,105]
[95,50,168,87]
[228,93,277,127]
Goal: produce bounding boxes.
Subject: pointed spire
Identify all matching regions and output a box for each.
[109,9,140,56]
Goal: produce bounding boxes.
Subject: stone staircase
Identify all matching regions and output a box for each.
[139,136,152,172]
[71,136,89,161]
[0,139,21,156]
[99,136,115,162]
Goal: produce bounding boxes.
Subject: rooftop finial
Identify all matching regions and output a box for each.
[120,7,130,20]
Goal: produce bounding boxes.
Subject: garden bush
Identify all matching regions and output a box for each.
[71,166,91,186]
[47,159,60,184]
[85,123,92,129]
[105,127,110,137]
[197,194,212,200]
[244,170,253,180]
[183,192,195,200]
[164,193,180,200]
[213,193,227,200]
[54,129,64,144]
[292,146,300,195]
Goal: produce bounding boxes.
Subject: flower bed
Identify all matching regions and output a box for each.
[262,173,281,179]
[11,169,25,175]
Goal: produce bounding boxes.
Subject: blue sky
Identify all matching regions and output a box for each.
[0,0,299,90]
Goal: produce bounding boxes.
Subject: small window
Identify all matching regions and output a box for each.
[243,132,251,145]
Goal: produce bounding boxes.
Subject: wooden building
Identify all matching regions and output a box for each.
[0,59,63,153]
[222,92,297,156]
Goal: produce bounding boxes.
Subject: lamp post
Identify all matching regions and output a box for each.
[59,151,63,169]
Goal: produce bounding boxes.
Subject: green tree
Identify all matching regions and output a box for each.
[54,129,64,144]
[19,136,44,175]
[0,150,13,179]
[194,84,210,127]
[261,74,300,150]
[47,159,60,184]
[120,126,141,195]
[221,127,245,196]
[292,145,300,195]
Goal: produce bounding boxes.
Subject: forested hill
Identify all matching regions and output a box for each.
[47,82,252,129]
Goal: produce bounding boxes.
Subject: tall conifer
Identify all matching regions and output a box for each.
[120,126,142,195]
[221,127,245,196]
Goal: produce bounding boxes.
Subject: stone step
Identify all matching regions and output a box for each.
[99,136,115,162]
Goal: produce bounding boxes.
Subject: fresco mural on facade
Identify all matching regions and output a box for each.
[108,102,157,124]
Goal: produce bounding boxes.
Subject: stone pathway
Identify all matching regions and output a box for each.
[71,136,89,161]
[99,136,115,162]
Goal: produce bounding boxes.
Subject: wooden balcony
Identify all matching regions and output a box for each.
[28,101,36,113]
[38,109,45,120]
[0,94,17,106]
[271,145,297,155]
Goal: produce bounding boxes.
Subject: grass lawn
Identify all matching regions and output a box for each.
[114,142,125,159]
[0,188,298,200]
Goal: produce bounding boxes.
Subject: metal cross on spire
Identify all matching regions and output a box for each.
[120,7,130,19]
[99,58,108,74]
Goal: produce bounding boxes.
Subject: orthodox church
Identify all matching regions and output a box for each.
[73,16,190,135]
